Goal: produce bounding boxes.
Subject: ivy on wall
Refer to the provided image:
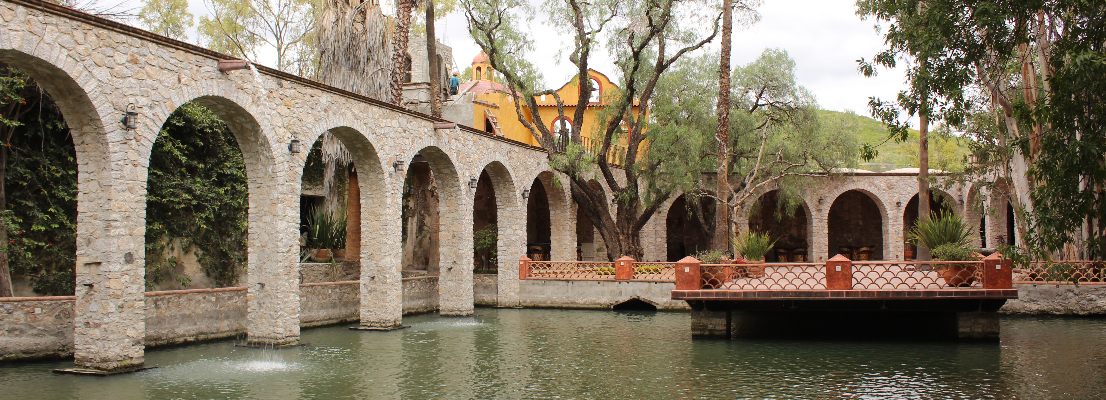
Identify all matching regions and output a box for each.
[145,102,248,288]
[1,65,78,296]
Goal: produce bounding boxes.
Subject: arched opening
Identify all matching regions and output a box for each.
[588,76,603,104]
[665,194,715,261]
[827,190,885,260]
[144,101,248,290]
[612,298,657,311]
[577,180,607,261]
[296,127,382,283]
[902,191,955,260]
[0,63,80,297]
[748,190,811,262]
[402,153,439,274]
[550,117,571,151]
[473,170,498,273]
[526,177,551,261]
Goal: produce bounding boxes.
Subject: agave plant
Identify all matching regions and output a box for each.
[909,210,974,251]
[306,206,347,251]
[731,231,777,262]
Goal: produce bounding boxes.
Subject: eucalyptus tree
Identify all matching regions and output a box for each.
[463,0,730,261]
[857,1,1106,259]
[654,50,858,248]
[138,0,194,40]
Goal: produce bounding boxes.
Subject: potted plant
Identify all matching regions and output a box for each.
[306,206,347,262]
[909,210,975,287]
[931,243,980,287]
[695,249,733,288]
[731,231,777,278]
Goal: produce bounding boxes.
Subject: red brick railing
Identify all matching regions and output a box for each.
[1015,261,1106,284]
[519,256,676,281]
[675,254,1012,291]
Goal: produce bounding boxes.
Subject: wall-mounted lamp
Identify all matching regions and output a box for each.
[469,178,479,189]
[393,159,405,172]
[120,103,138,130]
[288,138,301,154]
[522,189,530,200]
[896,201,902,208]
[818,197,824,205]
[958,195,964,206]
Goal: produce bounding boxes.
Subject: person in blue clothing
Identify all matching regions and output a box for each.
[449,72,459,96]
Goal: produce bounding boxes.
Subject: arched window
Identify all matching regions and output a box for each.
[475,67,482,81]
[588,76,603,103]
[550,117,572,152]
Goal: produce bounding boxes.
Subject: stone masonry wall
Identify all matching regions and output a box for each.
[403,276,440,315]
[1001,284,1106,315]
[299,282,360,327]
[0,297,74,361]
[519,280,690,310]
[145,288,247,347]
[474,274,497,306]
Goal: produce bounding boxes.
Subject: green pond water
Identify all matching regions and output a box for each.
[2,309,1105,399]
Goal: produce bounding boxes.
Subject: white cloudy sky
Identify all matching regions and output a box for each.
[133,0,909,117]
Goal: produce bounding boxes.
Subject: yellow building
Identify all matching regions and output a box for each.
[445,52,635,165]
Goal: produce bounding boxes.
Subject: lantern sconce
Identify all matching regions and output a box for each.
[896,201,902,208]
[958,195,964,206]
[288,138,301,154]
[818,197,824,205]
[120,103,138,130]
[469,178,479,189]
[522,189,530,200]
[393,159,405,172]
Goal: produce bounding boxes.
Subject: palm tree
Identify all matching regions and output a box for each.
[317,0,391,99]
[390,0,417,105]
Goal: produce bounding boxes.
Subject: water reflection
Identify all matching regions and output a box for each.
[1,311,1104,399]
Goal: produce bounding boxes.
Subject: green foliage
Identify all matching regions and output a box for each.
[819,110,967,172]
[1,66,78,296]
[731,231,776,261]
[146,102,248,288]
[473,223,497,269]
[694,249,729,265]
[595,266,615,275]
[305,205,346,250]
[139,0,193,40]
[634,264,664,275]
[932,243,976,262]
[908,210,974,251]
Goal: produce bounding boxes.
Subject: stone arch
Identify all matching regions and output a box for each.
[406,146,469,316]
[902,189,958,259]
[665,194,714,261]
[827,189,888,261]
[0,48,128,369]
[748,190,813,262]
[574,179,608,260]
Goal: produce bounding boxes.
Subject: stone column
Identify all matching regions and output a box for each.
[358,167,404,329]
[438,181,474,316]
[810,195,830,263]
[546,173,574,261]
[956,312,1000,341]
[690,307,731,338]
[497,195,525,307]
[887,199,906,261]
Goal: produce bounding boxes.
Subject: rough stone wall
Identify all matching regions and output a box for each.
[0,297,74,361]
[473,274,498,306]
[144,288,247,347]
[299,262,360,284]
[519,280,690,310]
[0,0,552,366]
[403,276,440,315]
[299,282,359,327]
[1001,284,1106,315]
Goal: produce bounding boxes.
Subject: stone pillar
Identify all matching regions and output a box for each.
[810,195,830,262]
[438,181,474,317]
[497,191,526,307]
[72,117,146,371]
[615,256,635,280]
[956,311,1001,341]
[690,308,730,338]
[888,199,906,261]
[674,256,701,290]
[357,168,404,329]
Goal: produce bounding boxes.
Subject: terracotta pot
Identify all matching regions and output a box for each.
[940,263,977,287]
[701,266,733,289]
[332,248,346,261]
[311,249,332,262]
[745,260,766,278]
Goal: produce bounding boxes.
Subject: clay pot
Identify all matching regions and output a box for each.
[332,248,346,261]
[745,260,766,278]
[311,249,333,262]
[940,264,977,287]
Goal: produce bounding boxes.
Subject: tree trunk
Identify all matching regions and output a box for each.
[917,108,931,262]
[0,141,11,297]
[346,166,360,262]
[709,0,733,252]
[390,0,415,105]
[425,0,441,118]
